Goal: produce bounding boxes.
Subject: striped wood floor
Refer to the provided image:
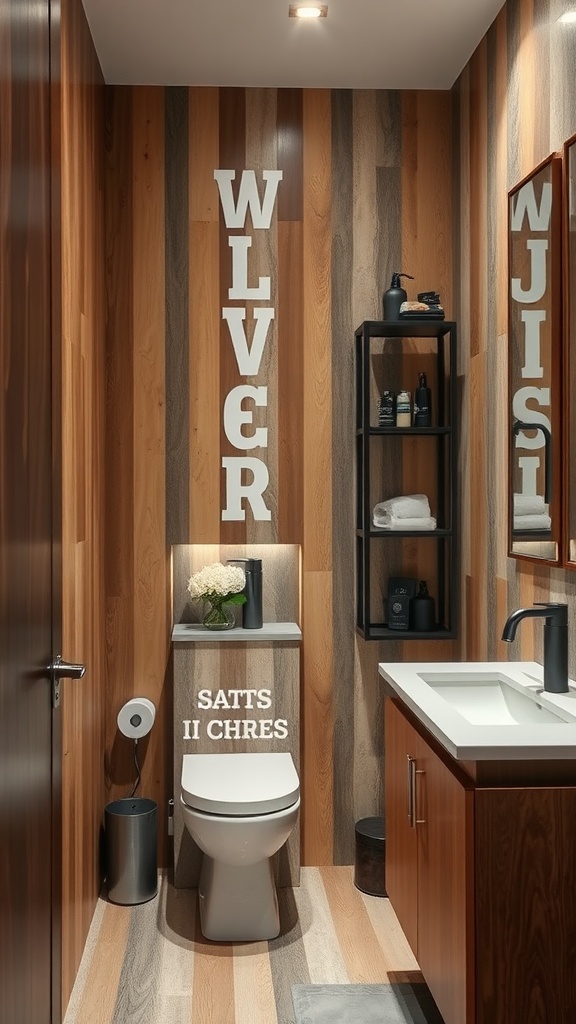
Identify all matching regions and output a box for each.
[63,866,429,1024]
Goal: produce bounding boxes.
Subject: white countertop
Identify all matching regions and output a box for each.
[172,622,302,643]
[379,660,576,760]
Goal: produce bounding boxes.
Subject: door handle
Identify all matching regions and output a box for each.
[49,655,86,708]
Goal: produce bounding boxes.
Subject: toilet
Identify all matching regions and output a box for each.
[180,751,300,942]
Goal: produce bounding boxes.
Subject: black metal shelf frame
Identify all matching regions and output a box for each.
[354,319,459,641]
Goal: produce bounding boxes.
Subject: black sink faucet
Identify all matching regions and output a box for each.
[501,603,569,694]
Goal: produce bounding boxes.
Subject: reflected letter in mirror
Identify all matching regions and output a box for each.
[508,153,562,563]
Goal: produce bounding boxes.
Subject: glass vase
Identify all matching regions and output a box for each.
[202,599,235,631]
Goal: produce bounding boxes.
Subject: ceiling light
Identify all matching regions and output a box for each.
[558,10,576,22]
[289,5,328,19]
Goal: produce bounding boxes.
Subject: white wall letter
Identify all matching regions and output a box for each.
[224,386,268,450]
[221,456,272,521]
[222,307,275,375]
[228,236,271,300]
[214,169,283,229]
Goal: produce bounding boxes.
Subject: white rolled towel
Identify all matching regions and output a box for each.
[373,512,437,531]
[513,513,552,531]
[376,494,431,519]
[513,493,548,517]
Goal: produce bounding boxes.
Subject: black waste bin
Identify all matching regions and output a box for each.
[354,816,386,897]
[105,797,158,905]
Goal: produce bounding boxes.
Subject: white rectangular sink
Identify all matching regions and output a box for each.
[379,661,576,759]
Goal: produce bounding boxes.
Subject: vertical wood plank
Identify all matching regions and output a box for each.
[189,87,221,541]
[301,90,333,865]
[131,87,170,829]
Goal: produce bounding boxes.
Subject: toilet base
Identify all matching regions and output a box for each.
[198,855,280,941]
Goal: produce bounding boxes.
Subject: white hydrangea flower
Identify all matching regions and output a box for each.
[187,562,246,601]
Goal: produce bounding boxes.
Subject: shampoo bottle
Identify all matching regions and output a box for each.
[413,372,432,427]
[411,580,436,632]
[383,273,414,320]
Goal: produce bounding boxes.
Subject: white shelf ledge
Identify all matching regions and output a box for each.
[172,622,302,643]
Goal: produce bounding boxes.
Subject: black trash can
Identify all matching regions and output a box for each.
[354,816,386,897]
[105,797,158,905]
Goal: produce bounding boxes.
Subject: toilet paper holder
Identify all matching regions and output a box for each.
[117,697,156,740]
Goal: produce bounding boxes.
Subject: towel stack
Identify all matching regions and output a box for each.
[513,493,551,532]
[373,494,436,531]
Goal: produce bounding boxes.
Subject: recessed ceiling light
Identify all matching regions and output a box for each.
[558,10,576,22]
[289,4,328,19]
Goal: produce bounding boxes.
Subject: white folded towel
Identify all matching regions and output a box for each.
[373,512,437,531]
[513,493,548,517]
[513,513,552,531]
[376,494,431,520]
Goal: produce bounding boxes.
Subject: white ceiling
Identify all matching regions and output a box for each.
[81,0,506,91]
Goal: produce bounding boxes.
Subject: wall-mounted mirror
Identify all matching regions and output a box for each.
[508,152,562,564]
[563,134,576,567]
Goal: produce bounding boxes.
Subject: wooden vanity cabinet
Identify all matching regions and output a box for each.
[385,697,473,1024]
[385,695,576,1024]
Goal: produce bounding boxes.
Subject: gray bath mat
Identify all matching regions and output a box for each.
[291,983,445,1024]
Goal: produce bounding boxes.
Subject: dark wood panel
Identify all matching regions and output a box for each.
[277,88,303,221]
[475,788,576,1024]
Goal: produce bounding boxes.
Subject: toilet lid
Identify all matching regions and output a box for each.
[181,752,300,815]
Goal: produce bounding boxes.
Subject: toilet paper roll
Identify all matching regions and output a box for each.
[117,697,156,739]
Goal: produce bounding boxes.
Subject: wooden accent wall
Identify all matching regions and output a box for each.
[59,0,106,1011]
[456,0,576,672]
[104,85,454,871]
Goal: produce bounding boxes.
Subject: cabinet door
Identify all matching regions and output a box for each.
[416,730,474,1024]
[384,699,419,954]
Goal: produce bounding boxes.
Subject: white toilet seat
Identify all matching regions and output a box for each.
[181,751,299,816]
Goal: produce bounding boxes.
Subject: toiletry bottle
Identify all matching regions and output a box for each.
[227,558,263,628]
[396,390,411,427]
[411,580,436,631]
[378,390,396,426]
[413,371,432,427]
[382,273,414,320]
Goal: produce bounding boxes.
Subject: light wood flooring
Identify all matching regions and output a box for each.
[63,866,431,1024]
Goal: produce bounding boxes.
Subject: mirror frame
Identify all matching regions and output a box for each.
[563,133,576,568]
[507,152,563,565]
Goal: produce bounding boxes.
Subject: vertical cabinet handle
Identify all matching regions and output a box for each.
[407,755,415,828]
[407,755,426,827]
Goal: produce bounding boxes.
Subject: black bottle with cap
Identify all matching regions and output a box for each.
[227,558,263,628]
[411,580,436,632]
[382,272,414,320]
[413,371,432,427]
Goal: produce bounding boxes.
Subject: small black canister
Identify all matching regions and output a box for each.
[411,580,436,631]
[354,816,386,896]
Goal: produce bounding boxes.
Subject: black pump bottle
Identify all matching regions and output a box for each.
[383,273,414,320]
[227,558,263,629]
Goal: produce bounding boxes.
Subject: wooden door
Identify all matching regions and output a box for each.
[416,729,474,1024]
[0,1,61,1022]
[384,698,419,954]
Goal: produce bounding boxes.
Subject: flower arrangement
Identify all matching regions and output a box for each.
[187,562,246,629]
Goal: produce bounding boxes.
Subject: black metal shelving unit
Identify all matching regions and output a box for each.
[355,320,458,641]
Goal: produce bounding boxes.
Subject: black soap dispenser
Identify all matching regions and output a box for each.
[227,558,263,629]
[411,580,436,632]
[383,273,414,320]
[413,372,432,427]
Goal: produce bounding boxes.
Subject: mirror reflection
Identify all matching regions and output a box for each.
[564,134,576,567]
[508,153,562,563]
